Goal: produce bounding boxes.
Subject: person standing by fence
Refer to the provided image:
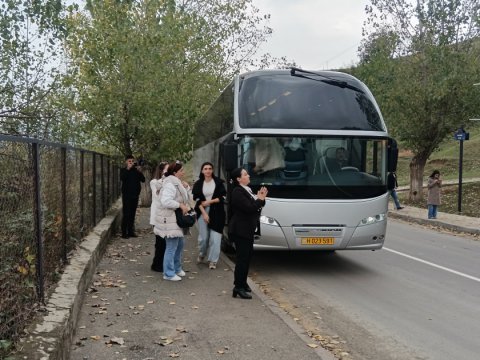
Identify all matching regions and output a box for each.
[120,155,145,238]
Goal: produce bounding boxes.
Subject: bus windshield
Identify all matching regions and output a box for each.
[239,136,387,199]
[238,73,384,131]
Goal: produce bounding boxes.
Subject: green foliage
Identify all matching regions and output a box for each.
[399,182,480,218]
[396,126,480,185]
[0,0,73,140]
[65,0,274,161]
[353,0,480,199]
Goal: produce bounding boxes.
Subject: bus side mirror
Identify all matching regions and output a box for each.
[387,138,398,172]
[222,142,238,172]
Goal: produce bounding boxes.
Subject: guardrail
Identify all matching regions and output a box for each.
[0,134,121,353]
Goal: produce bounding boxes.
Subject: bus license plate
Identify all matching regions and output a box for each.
[301,237,335,245]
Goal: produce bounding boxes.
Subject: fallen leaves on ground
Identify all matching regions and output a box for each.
[105,337,124,345]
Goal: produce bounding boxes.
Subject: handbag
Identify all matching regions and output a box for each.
[175,208,196,228]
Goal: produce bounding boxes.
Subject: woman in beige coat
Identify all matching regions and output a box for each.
[427,169,442,219]
[153,161,192,281]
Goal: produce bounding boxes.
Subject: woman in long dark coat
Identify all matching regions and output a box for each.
[228,168,268,299]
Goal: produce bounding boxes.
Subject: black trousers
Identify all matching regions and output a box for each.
[121,195,139,236]
[151,235,166,271]
[232,234,254,289]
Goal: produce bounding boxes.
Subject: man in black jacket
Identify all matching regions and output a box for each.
[120,155,145,238]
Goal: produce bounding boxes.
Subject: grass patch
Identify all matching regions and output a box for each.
[395,126,480,186]
[398,182,480,218]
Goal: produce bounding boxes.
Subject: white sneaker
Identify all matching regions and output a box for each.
[209,262,216,269]
[163,275,182,281]
[197,255,205,264]
[176,270,186,277]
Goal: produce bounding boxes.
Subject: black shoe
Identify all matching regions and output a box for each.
[121,234,129,239]
[151,265,163,273]
[129,233,138,238]
[232,288,252,299]
[245,285,252,292]
[397,207,404,210]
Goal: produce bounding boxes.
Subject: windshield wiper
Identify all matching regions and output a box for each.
[290,67,364,94]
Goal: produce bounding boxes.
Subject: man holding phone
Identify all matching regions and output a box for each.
[120,155,145,238]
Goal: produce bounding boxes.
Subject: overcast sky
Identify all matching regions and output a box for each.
[252,0,370,70]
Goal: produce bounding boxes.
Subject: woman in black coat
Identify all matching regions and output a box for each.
[229,168,268,299]
[192,162,226,269]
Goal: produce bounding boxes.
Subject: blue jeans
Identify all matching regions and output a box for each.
[197,207,222,263]
[163,236,185,278]
[389,190,401,209]
[428,204,438,219]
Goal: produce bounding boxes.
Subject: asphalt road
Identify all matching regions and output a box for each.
[248,219,480,360]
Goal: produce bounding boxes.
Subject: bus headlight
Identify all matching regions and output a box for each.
[260,215,280,226]
[358,213,386,227]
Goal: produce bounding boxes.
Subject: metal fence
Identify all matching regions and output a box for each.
[0,134,121,351]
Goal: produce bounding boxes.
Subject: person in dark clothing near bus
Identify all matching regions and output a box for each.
[229,168,267,300]
[387,171,403,210]
[120,155,145,238]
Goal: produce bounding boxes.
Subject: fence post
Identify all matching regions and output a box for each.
[113,162,118,199]
[61,147,67,263]
[32,142,45,303]
[106,157,111,209]
[101,154,105,217]
[92,153,96,225]
[80,151,84,236]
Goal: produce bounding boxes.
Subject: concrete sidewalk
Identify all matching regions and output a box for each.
[69,208,332,360]
[19,199,479,360]
[69,204,479,360]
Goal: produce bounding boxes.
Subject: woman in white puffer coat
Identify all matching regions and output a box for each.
[153,161,192,281]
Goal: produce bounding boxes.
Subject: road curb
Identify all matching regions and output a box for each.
[14,200,122,360]
[388,211,480,236]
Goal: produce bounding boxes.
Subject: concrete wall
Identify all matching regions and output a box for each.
[13,199,122,360]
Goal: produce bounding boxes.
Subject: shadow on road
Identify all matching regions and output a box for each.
[249,250,378,277]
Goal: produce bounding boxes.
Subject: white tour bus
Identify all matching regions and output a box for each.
[193,68,398,251]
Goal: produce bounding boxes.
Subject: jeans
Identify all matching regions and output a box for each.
[163,236,185,278]
[428,204,438,219]
[389,190,401,209]
[197,207,222,263]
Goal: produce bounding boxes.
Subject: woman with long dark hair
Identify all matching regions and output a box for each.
[427,169,442,219]
[229,168,267,299]
[192,162,226,269]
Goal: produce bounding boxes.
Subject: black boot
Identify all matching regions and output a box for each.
[245,284,252,292]
[232,288,252,299]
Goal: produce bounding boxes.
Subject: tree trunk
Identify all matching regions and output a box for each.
[122,101,132,156]
[409,153,428,201]
[139,166,152,207]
